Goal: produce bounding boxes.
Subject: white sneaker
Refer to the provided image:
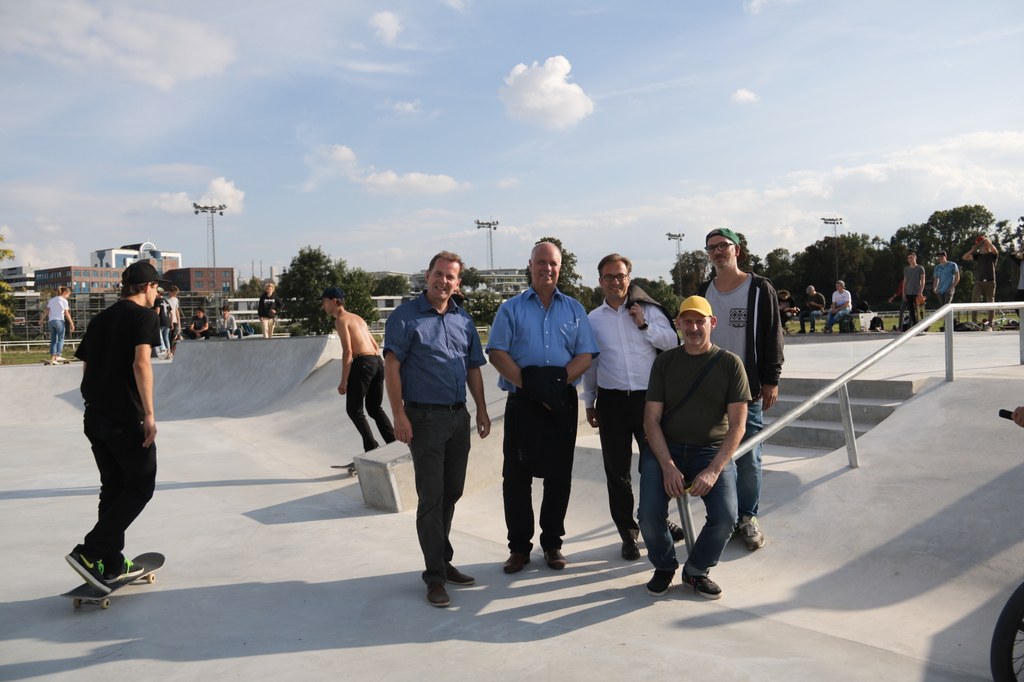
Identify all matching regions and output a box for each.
[738,515,766,550]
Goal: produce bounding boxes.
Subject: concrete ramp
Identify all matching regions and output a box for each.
[156,336,341,420]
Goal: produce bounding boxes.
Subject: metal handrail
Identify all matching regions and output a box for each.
[675,301,1024,550]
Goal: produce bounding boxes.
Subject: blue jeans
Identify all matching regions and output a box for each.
[737,400,763,518]
[48,319,66,357]
[797,310,821,332]
[159,326,171,352]
[825,308,850,330]
[638,444,737,576]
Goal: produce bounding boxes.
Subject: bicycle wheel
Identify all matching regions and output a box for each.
[991,580,1024,681]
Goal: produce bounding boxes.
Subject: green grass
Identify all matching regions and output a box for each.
[0,348,76,366]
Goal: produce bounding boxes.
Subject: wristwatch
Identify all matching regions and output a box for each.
[638,322,649,331]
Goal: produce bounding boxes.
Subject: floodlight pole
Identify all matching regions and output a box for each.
[194,203,227,267]
[821,217,843,282]
[475,219,499,270]
[666,232,685,297]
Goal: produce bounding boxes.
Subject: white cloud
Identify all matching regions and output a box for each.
[743,0,801,15]
[198,177,246,213]
[500,55,594,130]
[363,171,465,194]
[497,178,521,189]
[153,192,193,214]
[732,88,760,104]
[369,11,402,46]
[443,0,469,12]
[302,144,466,195]
[384,98,424,115]
[0,0,236,91]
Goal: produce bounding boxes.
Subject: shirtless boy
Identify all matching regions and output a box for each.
[321,286,396,452]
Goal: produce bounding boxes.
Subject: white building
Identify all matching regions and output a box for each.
[91,242,182,274]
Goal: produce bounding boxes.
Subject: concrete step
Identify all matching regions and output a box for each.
[765,377,930,450]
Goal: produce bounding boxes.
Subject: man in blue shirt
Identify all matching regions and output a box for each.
[932,251,960,307]
[384,251,491,608]
[487,240,599,574]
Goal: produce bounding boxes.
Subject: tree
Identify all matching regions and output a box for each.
[278,246,337,334]
[0,234,13,337]
[762,248,797,293]
[670,250,710,297]
[459,266,484,291]
[524,236,587,302]
[233,276,265,298]
[338,266,378,324]
[373,274,409,296]
[461,290,502,327]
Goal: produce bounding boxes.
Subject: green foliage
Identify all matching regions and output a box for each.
[0,235,14,336]
[670,250,711,297]
[461,290,502,327]
[338,266,378,324]
[233,276,265,298]
[372,274,409,296]
[278,246,339,334]
[459,266,484,291]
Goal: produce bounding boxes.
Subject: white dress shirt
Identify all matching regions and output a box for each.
[581,300,678,408]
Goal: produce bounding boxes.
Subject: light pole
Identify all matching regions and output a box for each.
[475,219,499,270]
[666,232,685,297]
[820,217,843,283]
[194,203,227,267]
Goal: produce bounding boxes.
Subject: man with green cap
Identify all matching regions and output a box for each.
[697,227,784,551]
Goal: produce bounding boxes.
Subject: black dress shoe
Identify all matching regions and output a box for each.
[667,521,686,543]
[426,582,450,607]
[543,548,567,570]
[445,563,475,585]
[503,552,531,574]
[621,541,641,561]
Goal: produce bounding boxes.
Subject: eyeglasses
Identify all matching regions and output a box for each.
[704,242,733,254]
[600,273,629,283]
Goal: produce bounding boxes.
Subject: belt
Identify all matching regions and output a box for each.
[405,401,465,412]
[598,387,646,397]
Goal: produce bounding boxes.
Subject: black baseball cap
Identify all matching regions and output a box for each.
[122,261,173,287]
[321,286,346,300]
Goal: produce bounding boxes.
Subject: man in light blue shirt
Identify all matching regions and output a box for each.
[932,251,960,307]
[487,240,599,574]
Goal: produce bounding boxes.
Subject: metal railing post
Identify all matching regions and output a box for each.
[837,383,860,468]
[945,309,955,382]
[675,496,696,555]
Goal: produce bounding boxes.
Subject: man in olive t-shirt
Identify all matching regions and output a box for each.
[638,295,750,600]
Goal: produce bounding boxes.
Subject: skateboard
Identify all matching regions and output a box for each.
[330,463,357,475]
[42,358,72,366]
[61,552,165,609]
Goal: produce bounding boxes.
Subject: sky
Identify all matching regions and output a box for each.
[2,0,1023,283]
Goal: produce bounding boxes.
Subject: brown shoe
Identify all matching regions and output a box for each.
[503,552,531,574]
[426,582,450,607]
[543,548,567,570]
[445,563,475,585]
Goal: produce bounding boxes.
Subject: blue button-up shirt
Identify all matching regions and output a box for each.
[383,293,486,404]
[486,287,599,392]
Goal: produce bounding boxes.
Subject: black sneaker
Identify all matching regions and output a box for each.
[681,572,722,600]
[621,540,641,561]
[66,552,111,594]
[104,557,145,585]
[646,569,675,596]
[667,521,686,544]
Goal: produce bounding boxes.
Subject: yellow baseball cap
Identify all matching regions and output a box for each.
[677,295,713,317]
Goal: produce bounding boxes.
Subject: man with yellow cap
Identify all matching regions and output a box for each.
[639,295,750,599]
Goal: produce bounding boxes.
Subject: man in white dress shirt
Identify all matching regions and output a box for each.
[582,253,679,560]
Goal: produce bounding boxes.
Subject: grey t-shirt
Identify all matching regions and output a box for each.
[903,265,925,295]
[705,275,751,361]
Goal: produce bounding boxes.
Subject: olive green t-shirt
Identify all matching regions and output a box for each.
[646,345,751,447]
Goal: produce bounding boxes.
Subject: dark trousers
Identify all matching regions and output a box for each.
[903,294,920,327]
[502,392,578,554]
[76,408,157,569]
[347,355,395,452]
[408,405,471,584]
[595,388,645,543]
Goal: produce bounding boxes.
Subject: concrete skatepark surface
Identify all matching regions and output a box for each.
[2,332,1024,680]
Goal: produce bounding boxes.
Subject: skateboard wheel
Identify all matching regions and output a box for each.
[101,599,110,609]
[146,573,156,584]
[73,599,82,608]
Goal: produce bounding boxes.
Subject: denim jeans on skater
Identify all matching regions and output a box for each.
[736,399,763,519]
[49,319,66,357]
[638,444,737,576]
